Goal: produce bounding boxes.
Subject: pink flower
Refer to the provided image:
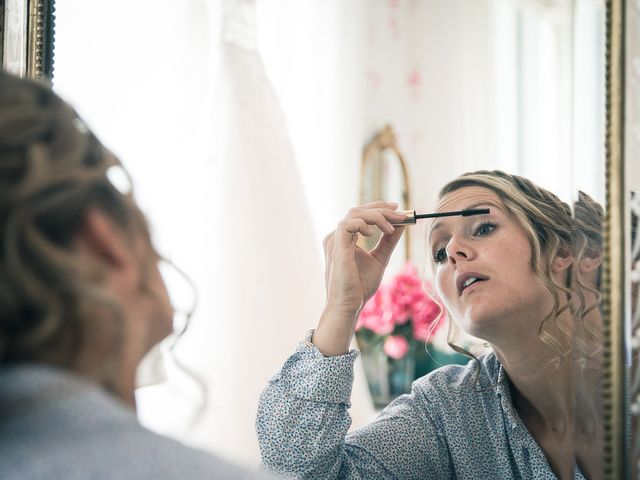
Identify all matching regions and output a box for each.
[357,261,446,341]
[383,335,409,359]
[411,297,443,342]
[357,285,395,335]
[388,263,423,323]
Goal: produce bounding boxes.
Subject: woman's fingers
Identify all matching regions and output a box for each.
[333,207,403,250]
[346,206,405,234]
[324,204,406,259]
[322,202,406,261]
[315,202,406,355]
[371,225,405,266]
[323,232,336,288]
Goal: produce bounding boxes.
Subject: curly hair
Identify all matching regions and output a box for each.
[571,190,604,363]
[436,170,590,368]
[0,72,159,377]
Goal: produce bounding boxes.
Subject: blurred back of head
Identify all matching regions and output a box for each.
[0,72,155,373]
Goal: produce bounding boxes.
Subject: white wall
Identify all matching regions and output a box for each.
[259,0,499,279]
[362,0,499,273]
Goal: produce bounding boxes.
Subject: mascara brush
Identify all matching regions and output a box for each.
[390,208,490,226]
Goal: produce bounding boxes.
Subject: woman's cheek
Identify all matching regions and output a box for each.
[435,270,452,306]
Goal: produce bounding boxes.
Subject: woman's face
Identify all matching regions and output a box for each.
[144,258,174,349]
[428,186,552,343]
[128,238,174,353]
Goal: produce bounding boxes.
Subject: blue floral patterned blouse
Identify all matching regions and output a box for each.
[256,340,587,479]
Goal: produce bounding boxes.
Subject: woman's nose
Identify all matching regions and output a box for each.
[446,237,472,265]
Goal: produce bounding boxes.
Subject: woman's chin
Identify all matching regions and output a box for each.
[457,309,500,341]
[148,313,174,347]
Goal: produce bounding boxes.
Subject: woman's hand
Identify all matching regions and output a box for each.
[312,202,406,356]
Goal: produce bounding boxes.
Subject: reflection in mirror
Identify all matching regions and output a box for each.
[0,0,55,79]
[358,126,481,409]
[626,0,640,477]
[602,0,635,477]
[572,190,605,476]
[632,193,640,479]
[1,0,28,76]
[36,0,612,476]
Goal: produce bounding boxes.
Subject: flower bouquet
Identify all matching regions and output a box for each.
[355,262,467,408]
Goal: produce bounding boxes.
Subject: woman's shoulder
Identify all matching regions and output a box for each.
[411,352,500,400]
[375,353,502,438]
[0,363,266,479]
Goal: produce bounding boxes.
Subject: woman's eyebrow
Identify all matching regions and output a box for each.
[428,201,503,245]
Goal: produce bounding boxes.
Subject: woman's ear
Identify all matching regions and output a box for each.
[552,248,574,273]
[579,247,604,274]
[76,208,131,269]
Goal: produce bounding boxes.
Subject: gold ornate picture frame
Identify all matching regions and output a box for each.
[625,0,640,478]
[602,0,638,478]
[360,125,412,265]
[1,0,55,80]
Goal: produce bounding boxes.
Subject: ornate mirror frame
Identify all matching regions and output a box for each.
[626,3,640,479]
[602,0,638,478]
[360,125,412,262]
[1,0,55,80]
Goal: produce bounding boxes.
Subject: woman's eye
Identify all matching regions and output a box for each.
[474,222,497,237]
[433,248,447,263]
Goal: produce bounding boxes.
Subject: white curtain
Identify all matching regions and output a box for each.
[179,0,327,466]
[188,2,379,465]
[53,0,376,469]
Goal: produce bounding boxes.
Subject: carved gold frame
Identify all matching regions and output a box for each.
[1,0,55,80]
[602,0,629,478]
[360,125,412,260]
[0,2,4,67]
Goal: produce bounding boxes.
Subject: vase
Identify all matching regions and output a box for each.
[359,339,416,409]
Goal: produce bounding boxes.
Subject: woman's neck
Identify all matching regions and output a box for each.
[491,327,602,436]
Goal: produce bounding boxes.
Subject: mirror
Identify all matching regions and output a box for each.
[356,2,609,427]
[0,0,55,80]
[359,124,411,271]
[622,188,640,480]
[358,125,476,408]
[602,0,638,478]
[628,3,640,476]
[621,0,640,478]
[632,189,639,479]
[6,0,633,476]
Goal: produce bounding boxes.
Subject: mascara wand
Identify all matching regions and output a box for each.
[391,208,490,226]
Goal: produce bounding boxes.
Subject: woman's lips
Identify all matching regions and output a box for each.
[456,272,489,296]
[461,278,487,296]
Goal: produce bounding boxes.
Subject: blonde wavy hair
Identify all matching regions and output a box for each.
[0,72,160,381]
[436,170,601,368]
[571,190,604,362]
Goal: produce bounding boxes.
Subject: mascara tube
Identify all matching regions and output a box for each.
[390,208,490,226]
[392,210,422,225]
